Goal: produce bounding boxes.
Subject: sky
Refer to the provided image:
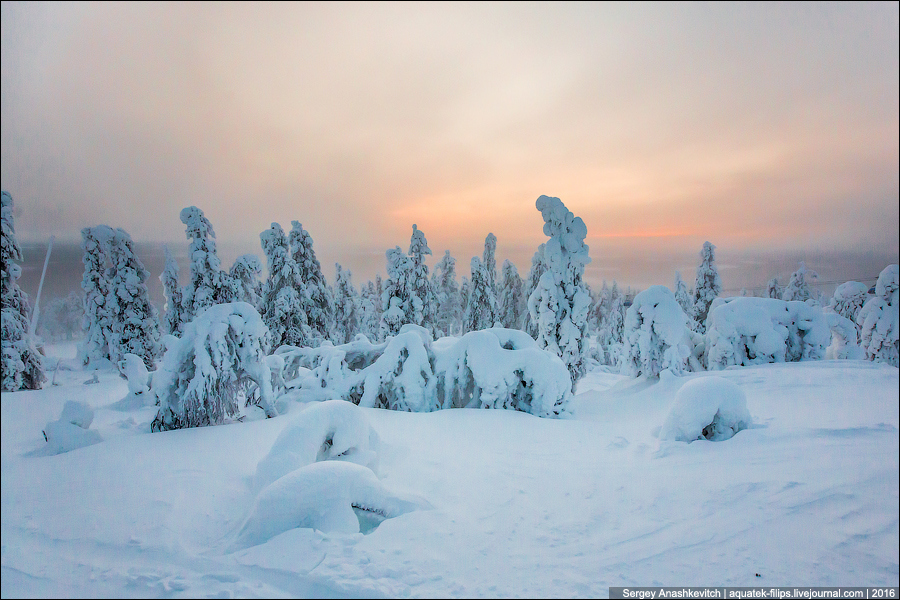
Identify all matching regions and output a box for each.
[2,2,898,295]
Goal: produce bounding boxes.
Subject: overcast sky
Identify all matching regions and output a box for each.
[2,2,898,292]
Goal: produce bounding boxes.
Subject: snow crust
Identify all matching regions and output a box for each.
[658,376,752,442]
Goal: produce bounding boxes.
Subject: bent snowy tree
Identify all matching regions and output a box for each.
[151,302,277,432]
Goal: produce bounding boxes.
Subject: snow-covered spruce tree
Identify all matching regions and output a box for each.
[620,286,697,378]
[358,281,380,342]
[483,232,498,298]
[674,272,691,315]
[691,241,721,334]
[151,302,277,431]
[180,206,232,323]
[407,224,437,334]
[830,281,870,325]
[458,275,470,332]
[332,263,360,345]
[587,280,607,333]
[159,245,184,336]
[766,278,782,299]
[1,190,44,391]
[597,287,625,366]
[37,291,84,342]
[782,261,818,303]
[527,195,592,390]
[380,246,413,339]
[432,250,461,338]
[857,264,898,367]
[465,257,498,332]
[229,254,264,310]
[523,247,547,339]
[289,221,332,344]
[498,259,525,330]
[105,228,160,369]
[80,225,117,365]
[260,222,311,348]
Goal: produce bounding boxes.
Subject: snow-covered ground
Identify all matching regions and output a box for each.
[2,342,897,598]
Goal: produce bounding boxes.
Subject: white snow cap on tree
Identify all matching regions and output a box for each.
[857,264,898,367]
[1,190,44,391]
[691,241,721,333]
[527,195,592,390]
[151,302,277,431]
[620,286,697,378]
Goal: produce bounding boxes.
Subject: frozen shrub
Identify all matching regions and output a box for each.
[620,286,697,378]
[705,297,830,369]
[659,377,751,442]
[151,302,277,432]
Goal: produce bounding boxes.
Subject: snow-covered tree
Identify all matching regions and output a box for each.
[465,256,498,332]
[830,281,870,325]
[857,264,898,367]
[105,228,160,369]
[1,190,44,391]
[358,281,381,342]
[332,263,360,345]
[229,254,264,309]
[80,225,116,365]
[598,290,625,366]
[498,260,525,330]
[159,246,184,336]
[151,302,277,431]
[674,272,691,314]
[380,247,413,339]
[766,278,782,299]
[289,221,332,344]
[620,286,697,378]
[433,250,461,338]
[782,262,818,303]
[260,222,311,348]
[407,224,437,334]
[691,241,721,333]
[482,232,498,297]
[37,291,84,342]
[459,275,470,330]
[180,206,232,323]
[523,248,547,339]
[527,195,592,390]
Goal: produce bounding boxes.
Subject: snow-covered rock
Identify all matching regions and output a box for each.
[659,376,752,442]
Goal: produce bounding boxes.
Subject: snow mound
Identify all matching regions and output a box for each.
[39,401,102,455]
[119,353,151,397]
[659,376,752,442]
[232,461,431,549]
[254,399,379,491]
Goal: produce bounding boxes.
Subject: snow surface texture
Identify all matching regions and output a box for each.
[706,297,830,369]
[276,324,572,417]
[658,376,752,442]
[2,341,898,597]
[620,285,698,378]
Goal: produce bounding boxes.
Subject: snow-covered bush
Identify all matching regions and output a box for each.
[254,399,380,491]
[620,286,697,378]
[275,325,572,417]
[1,191,44,391]
[857,264,898,367]
[782,262,818,303]
[151,302,277,432]
[40,400,102,455]
[705,297,830,369]
[830,281,870,325]
[824,312,863,360]
[690,241,721,333]
[233,461,431,548]
[527,195,592,390]
[119,352,151,398]
[659,377,751,442]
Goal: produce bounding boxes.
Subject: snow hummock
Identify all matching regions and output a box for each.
[658,376,752,442]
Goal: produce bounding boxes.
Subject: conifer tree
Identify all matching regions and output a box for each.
[260,223,311,348]
[433,250,462,337]
[523,248,547,339]
[782,262,818,303]
[407,224,437,334]
[691,241,721,333]
[160,245,184,336]
[1,191,44,391]
[498,259,525,330]
[289,221,332,344]
[180,206,232,323]
[465,256,498,332]
[358,280,380,342]
[229,254,264,310]
[527,195,592,390]
[766,278,782,299]
[459,275,470,332]
[483,232,498,297]
[380,246,413,339]
[332,263,360,344]
[80,225,116,365]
